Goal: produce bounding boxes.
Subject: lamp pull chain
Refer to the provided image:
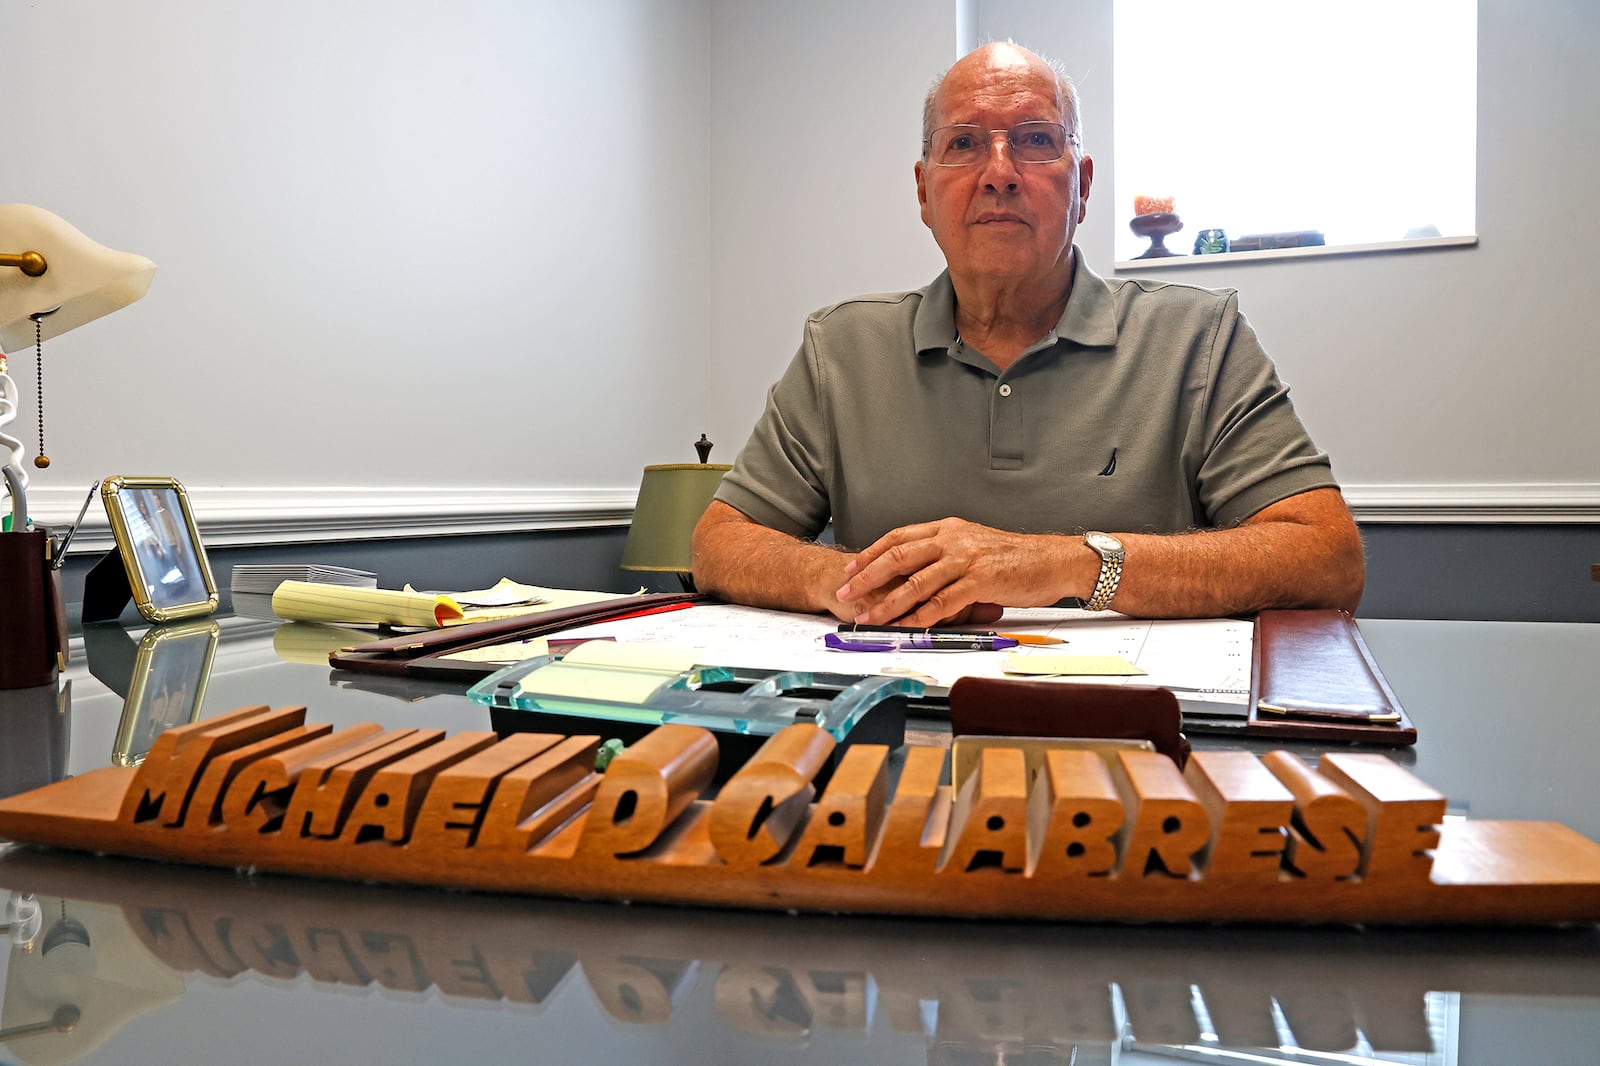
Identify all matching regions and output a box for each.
[32,314,49,469]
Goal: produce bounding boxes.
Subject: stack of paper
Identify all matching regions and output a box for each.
[231,564,377,596]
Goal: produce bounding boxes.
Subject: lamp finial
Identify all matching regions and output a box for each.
[694,434,713,464]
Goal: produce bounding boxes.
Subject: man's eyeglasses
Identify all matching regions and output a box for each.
[924,121,1076,167]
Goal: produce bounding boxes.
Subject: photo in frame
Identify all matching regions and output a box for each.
[99,476,219,623]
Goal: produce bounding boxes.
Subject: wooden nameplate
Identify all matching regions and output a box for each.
[2,706,1599,924]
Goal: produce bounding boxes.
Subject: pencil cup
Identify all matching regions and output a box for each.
[0,531,58,690]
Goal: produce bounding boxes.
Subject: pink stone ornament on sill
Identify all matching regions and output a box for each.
[1131,195,1182,259]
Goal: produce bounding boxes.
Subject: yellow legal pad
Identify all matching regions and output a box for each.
[268,578,616,628]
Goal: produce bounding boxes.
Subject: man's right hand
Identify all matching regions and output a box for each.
[692,502,1008,624]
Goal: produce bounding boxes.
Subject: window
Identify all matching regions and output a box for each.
[1112,0,1477,265]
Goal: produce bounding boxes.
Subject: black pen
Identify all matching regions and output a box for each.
[837,623,1066,646]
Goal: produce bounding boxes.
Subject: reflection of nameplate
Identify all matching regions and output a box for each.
[84,476,219,624]
[111,619,220,767]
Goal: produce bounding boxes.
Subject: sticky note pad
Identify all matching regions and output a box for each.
[517,642,709,705]
[1003,652,1144,677]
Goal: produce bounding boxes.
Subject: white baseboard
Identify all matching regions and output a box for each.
[30,485,637,556]
[1342,483,1600,523]
[23,481,1600,559]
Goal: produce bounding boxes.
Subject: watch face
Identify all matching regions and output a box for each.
[1086,531,1123,554]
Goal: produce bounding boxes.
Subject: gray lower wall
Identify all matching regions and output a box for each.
[1357,524,1600,622]
[59,524,1600,624]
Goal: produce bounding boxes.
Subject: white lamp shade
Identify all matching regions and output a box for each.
[0,204,156,353]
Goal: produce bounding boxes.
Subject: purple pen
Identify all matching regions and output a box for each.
[824,632,1018,652]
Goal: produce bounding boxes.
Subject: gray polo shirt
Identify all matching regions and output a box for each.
[716,250,1337,550]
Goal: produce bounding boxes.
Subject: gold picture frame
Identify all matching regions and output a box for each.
[100,475,220,623]
[112,618,220,766]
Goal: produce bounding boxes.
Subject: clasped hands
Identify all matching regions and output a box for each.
[830,517,1083,628]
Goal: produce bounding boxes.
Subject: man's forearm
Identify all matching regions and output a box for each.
[690,502,850,616]
[1108,518,1364,618]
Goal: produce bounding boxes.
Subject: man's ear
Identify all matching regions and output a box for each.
[1077,154,1094,223]
[915,159,932,227]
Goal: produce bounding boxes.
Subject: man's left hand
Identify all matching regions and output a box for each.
[834,518,1078,627]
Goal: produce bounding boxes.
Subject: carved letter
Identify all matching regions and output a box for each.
[874,746,950,877]
[787,744,889,870]
[1184,750,1294,883]
[1030,748,1125,878]
[709,724,834,867]
[1261,750,1367,879]
[579,725,718,858]
[1115,751,1211,878]
[940,746,1029,874]
[1316,753,1446,882]
[476,735,601,853]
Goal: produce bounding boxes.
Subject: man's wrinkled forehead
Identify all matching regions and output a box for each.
[932,47,1064,126]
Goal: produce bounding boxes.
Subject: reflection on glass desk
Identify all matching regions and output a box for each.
[2,614,1599,1065]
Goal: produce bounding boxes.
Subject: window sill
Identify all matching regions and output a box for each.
[1112,233,1477,272]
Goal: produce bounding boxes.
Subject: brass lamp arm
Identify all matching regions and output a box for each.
[0,250,49,276]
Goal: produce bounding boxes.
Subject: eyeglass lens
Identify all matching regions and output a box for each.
[928,121,1070,166]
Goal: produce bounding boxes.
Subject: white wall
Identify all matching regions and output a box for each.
[4,0,713,539]
[704,0,959,454]
[7,0,1596,547]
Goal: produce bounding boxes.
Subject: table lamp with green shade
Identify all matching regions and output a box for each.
[620,434,732,592]
[0,204,156,689]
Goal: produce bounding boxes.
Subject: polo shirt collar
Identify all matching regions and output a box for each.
[913,246,1120,356]
[912,271,961,354]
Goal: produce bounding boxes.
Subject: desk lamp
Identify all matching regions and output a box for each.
[0,204,156,690]
[1,203,157,514]
[620,434,732,591]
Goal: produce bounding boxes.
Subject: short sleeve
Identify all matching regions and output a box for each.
[714,322,836,540]
[1193,302,1338,526]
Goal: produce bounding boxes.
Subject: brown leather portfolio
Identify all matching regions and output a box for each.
[1243,608,1415,744]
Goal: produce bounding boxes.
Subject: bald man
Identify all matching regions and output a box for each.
[692,43,1362,626]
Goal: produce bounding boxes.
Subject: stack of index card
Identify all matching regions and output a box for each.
[230,563,378,597]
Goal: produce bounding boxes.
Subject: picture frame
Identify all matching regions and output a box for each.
[100,475,219,623]
[112,618,220,766]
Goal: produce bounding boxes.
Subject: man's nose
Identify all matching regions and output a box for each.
[979,132,1021,191]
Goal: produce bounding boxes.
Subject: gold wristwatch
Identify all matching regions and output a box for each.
[1082,531,1125,612]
